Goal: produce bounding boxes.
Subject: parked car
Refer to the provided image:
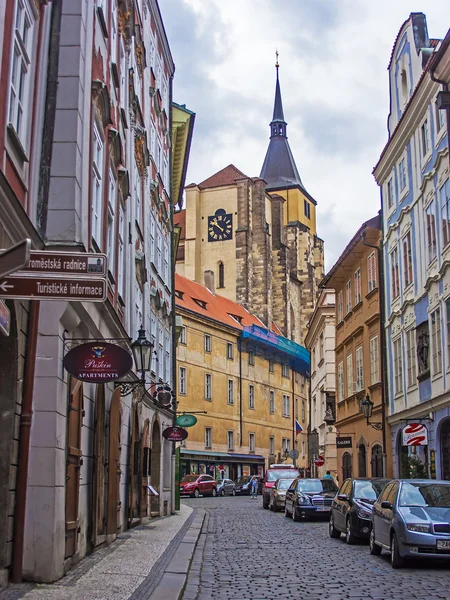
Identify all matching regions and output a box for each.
[262,464,300,509]
[370,479,450,569]
[179,474,217,498]
[216,478,236,496]
[285,478,338,521]
[269,478,292,512]
[329,478,391,544]
[235,476,253,495]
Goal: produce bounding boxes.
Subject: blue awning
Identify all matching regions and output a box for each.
[240,325,310,377]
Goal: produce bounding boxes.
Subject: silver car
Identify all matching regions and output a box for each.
[269,478,294,512]
[370,479,450,568]
[216,478,236,496]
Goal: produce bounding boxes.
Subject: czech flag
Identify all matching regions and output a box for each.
[295,420,303,436]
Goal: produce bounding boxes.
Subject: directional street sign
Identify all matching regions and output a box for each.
[0,276,107,302]
[0,239,31,278]
[3,250,107,277]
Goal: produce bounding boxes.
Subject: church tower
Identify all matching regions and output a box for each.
[260,57,324,343]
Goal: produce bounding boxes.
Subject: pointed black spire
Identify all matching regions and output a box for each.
[260,57,305,192]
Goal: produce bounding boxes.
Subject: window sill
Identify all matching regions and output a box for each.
[417,370,430,382]
[365,287,378,300]
[344,311,353,322]
[97,6,109,39]
[7,124,29,163]
[205,398,212,402]
[353,301,363,311]
[336,320,344,331]
[403,282,413,295]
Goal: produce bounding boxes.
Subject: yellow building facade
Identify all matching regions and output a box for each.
[175,274,309,479]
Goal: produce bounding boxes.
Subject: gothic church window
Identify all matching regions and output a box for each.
[218,261,225,288]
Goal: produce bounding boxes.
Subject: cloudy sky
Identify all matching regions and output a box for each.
[161,1,450,269]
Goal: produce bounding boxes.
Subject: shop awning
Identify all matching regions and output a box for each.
[180,449,265,462]
[240,324,310,376]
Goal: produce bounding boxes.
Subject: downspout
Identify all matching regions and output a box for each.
[11,302,40,582]
[238,338,243,447]
[36,0,63,239]
[361,233,388,477]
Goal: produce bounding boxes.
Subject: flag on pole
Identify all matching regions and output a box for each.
[295,420,303,436]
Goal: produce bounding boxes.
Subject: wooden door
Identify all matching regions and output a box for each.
[150,421,161,515]
[65,377,83,558]
[128,404,141,526]
[107,388,121,535]
[92,385,106,546]
[141,420,150,518]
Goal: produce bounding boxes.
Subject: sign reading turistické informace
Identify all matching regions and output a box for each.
[64,342,133,383]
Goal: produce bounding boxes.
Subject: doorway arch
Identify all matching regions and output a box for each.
[342,452,352,480]
[150,420,161,515]
[371,444,383,477]
[358,444,367,477]
[440,418,450,480]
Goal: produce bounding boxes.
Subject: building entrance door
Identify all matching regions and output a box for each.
[65,377,83,558]
[150,421,161,516]
[441,419,450,480]
[107,389,121,535]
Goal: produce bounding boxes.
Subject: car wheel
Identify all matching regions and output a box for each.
[292,507,301,522]
[329,514,341,539]
[212,487,217,497]
[369,528,382,555]
[194,488,200,498]
[232,489,236,496]
[345,518,356,545]
[220,489,225,496]
[390,533,405,569]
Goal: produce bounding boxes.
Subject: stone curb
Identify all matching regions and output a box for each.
[147,510,205,600]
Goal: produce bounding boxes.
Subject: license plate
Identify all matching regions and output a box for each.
[316,507,329,512]
[437,540,450,549]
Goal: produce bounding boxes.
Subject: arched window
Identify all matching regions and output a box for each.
[342,452,352,480]
[218,261,224,289]
[272,126,277,136]
[358,444,367,477]
[441,418,450,480]
[371,444,383,477]
[401,69,408,102]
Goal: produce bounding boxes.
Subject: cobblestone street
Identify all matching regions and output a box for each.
[182,496,450,600]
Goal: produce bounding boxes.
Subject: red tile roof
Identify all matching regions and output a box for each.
[175,274,265,331]
[272,322,283,335]
[174,209,186,240]
[197,164,248,190]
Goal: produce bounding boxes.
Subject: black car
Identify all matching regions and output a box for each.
[285,478,338,521]
[235,476,253,495]
[329,478,391,544]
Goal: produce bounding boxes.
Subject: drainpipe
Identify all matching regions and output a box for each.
[238,338,243,447]
[11,302,40,582]
[361,233,388,477]
[36,0,63,239]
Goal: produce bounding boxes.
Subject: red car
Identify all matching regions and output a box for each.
[262,464,300,509]
[180,474,217,498]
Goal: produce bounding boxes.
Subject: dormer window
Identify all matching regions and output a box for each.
[229,314,243,325]
[193,298,207,310]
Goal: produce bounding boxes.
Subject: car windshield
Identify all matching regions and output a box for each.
[277,479,292,490]
[236,477,251,484]
[354,480,390,502]
[181,475,198,483]
[399,482,450,507]
[267,470,297,481]
[297,480,323,493]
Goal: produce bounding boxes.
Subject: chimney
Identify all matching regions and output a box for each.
[204,270,215,295]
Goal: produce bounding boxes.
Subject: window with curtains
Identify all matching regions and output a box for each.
[431,307,442,376]
[107,170,117,274]
[367,252,377,292]
[345,280,352,313]
[354,268,361,305]
[370,336,379,384]
[402,231,413,288]
[426,200,437,263]
[390,247,400,300]
[406,328,416,388]
[440,179,450,247]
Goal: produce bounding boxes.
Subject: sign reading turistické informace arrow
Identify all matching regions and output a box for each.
[0,276,106,301]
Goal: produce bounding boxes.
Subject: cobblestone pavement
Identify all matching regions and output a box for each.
[0,503,195,600]
[181,495,450,600]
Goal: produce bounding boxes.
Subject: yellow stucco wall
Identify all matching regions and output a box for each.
[270,187,317,235]
[176,310,309,469]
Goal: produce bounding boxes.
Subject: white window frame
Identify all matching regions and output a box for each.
[406,328,416,388]
[205,373,212,400]
[337,290,343,322]
[386,177,394,210]
[354,268,361,305]
[426,200,437,264]
[282,438,291,453]
[338,361,344,401]
[249,384,255,409]
[345,280,352,314]
[435,97,446,140]
[420,116,431,162]
[282,364,290,378]
[227,342,234,360]
[227,430,234,451]
[269,436,275,455]
[440,179,450,248]
[248,351,255,366]
[117,204,125,297]
[110,0,118,65]
[282,394,290,417]
[402,231,413,288]
[228,379,234,405]
[319,333,324,361]
[178,367,186,395]
[370,336,379,385]
[346,353,353,398]
[92,122,104,246]
[355,345,364,392]
[204,334,212,353]
[390,246,400,300]
[393,337,403,396]
[8,0,36,149]
[107,169,117,274]
[249,433,255,453]
[205,427,212,449]
[367,251,377,293]
[269,390,275,414]
[431,307,442,376]
[179,326,186,345]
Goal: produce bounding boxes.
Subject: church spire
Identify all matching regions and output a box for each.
[260,56,305,192]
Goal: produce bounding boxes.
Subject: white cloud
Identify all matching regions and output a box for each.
[161,1,450,268]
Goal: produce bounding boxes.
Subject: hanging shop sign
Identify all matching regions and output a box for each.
[336,437,352,448]
[64,342,133,382]
[402,423,428,446]
[176,414,198,428]
[162,426,188,442]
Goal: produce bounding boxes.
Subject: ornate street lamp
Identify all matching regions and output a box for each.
[131,326,154,378]
[361,394,383,431]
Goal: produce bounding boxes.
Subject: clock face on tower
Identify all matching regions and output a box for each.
[208,209,233,242]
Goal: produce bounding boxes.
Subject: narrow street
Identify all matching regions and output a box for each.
[182,496,450,600]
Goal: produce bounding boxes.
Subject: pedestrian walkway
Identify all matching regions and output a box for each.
[0,504,204,600]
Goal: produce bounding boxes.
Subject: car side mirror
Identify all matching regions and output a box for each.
[337,494,347,501]
[380,501,392,509]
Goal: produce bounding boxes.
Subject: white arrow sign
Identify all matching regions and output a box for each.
[0,281,14,292]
